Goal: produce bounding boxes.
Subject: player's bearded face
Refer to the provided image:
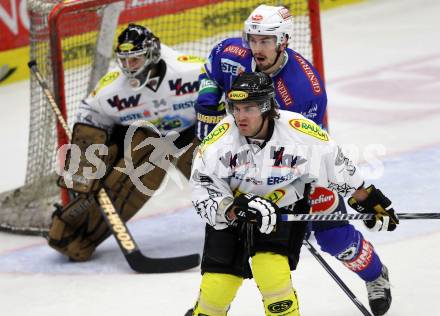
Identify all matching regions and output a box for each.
[231,102,264,137]
[248,35,278,71]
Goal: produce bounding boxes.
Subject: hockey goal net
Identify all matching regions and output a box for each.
[0,0,324,235]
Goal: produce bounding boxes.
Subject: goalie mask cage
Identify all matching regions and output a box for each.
[0,0,325,235]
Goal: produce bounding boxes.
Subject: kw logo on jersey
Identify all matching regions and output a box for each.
[169,78,200,95]
[289,119,329,141]
[220,149,254,169]
[107,94,141,111]
[271,146,306,168]
[200,123,230,152]
[221,58,245,76]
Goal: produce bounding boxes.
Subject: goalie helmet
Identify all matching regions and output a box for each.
[227,72,276,114]
[243,5,294,47]
[115,24,161,78]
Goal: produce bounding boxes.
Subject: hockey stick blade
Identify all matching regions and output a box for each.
[280,212,440,222]
[126,251,200,273]
[29,60,201,273]
[96,188,200,273]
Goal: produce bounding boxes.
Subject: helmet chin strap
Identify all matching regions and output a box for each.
[248,115,267,138]
[129,64,154,90]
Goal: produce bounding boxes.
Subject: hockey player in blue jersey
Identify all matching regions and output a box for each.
[194,5,393,316]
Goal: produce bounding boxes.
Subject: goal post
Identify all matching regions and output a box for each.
[0,0,325,235]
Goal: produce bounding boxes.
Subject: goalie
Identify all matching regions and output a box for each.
[48,24,202,261]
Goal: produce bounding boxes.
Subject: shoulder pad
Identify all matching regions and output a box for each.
[177,55,206,64]
[288,118,329,142]
[91,71,120,97]
[199,121,231,153]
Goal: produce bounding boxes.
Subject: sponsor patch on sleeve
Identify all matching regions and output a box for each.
[223,45,248,58]
[199,78,219,95]
[91,71,120,96]
[289,118,329,141]
[199,122,230,152]
[177,55,206,63]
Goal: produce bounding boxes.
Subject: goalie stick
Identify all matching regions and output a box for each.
[280,212,440,222]
[28,60,200,273]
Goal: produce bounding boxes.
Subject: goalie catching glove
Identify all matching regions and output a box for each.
[229,193,278,234]
[348,185,399,232]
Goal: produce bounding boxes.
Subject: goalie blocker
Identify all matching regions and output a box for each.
[48,123,197,261]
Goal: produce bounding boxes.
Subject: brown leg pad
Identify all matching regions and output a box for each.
[48,128,169,261]
[175,138,199,180]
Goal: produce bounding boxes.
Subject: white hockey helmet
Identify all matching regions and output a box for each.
[243,5,294,47]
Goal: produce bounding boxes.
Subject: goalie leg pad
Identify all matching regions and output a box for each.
[252,252,300,316]
[48,194,102,261]
[58,123,110,193]
[192,272,243,316]
[175,137,198,180]
[315,224,383,281]
[48,128,169,261]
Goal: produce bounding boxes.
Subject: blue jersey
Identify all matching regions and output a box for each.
[197,37,327,126]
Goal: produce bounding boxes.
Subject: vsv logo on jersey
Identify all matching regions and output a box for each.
[107,94,141,111]
[169,78,200,95]
[220,58,245,76]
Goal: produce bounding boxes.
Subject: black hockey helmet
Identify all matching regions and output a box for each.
[115,24,161,78]
[227,72,276,114]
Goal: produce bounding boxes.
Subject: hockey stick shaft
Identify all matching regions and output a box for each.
[28,60,200,273]
[303,240,373,316]
[281,212,440,222]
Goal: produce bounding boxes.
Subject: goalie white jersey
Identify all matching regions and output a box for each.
[191,110,364,229]
[76,44,203,135]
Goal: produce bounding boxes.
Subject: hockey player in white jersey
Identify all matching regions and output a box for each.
[48,24,202,261]
[194,5,395,315]
[187,72,398,316]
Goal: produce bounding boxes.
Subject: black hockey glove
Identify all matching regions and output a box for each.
[348,185,399,231]
[232,193,278,234]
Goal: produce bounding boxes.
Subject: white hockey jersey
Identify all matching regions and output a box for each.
[191,110,364,229]
[76,44,204,135]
